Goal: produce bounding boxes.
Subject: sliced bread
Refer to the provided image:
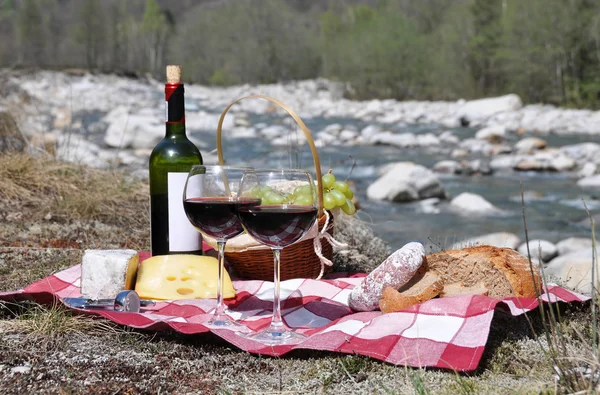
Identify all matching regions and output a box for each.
[440,282,489,298]
[426,245,541,298]
[379,270,444,313]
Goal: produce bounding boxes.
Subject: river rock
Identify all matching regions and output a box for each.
[370,131,417,148]
[0,107,26,152]
[515,158,544,171]
[556,237,593,256]
[458,94,523,126]
[433,160,460,174]
[577,174,600,195]
[548,155,576,171]
[416,133,441,147]
[545,249,597,295]
[450,192,502,215]
[475,125,506,143]
[259,124,287,139]
[439,130,460,145]
[361,125,382,139]
[515,137,547,154]
[490,155,519,170]
[560,143,600,164]
[517,239,558,263]
[578,162,597,178]
[451,148,469,158]
[450,232,521,250]
[366,162,447,202]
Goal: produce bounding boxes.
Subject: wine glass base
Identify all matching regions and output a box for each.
[206,314,248,332]
[246,326,306,345]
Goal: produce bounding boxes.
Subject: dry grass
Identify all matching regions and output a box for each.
[0,152,149,251]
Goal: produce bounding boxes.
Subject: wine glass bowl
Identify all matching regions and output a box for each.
[182,165,256,329]
[237,169,319,344]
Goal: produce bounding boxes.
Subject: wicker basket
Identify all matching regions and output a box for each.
[216,94,333,281]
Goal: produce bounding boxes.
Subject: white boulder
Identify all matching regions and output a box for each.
[515,137,547,154]
[556,237,593,256]
[366,162,446,202]
[458,94,523,125]
[517,240,558,263]
[545,249,598,295]
[450,192,502,215]
[475,125,507,142]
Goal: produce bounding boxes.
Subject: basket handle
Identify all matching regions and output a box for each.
[216,94,324,217]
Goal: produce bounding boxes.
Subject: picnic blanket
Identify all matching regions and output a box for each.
[0,254,589,372]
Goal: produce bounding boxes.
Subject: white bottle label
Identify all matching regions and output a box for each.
[168,172,202,252]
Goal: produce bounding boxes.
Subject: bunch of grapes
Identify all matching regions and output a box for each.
[321,173,356,215]
[248,172,357,215]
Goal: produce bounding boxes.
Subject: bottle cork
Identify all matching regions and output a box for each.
[166,65,182,83]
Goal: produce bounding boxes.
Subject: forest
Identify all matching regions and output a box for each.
[1,0,600,107]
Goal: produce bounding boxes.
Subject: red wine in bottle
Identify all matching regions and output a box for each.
[149,65,203,256]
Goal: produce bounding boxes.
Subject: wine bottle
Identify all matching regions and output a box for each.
[149,65,203,256]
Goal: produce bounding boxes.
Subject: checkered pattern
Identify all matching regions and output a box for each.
[0,259,589,371]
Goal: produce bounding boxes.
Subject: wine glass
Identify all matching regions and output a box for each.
[183,165,257,329]
[237,169,319,344]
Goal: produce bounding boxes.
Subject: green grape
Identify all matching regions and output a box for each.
[266,191,285,204]
[293,185,311,196]
[260,186,272,197]
[323,192,337,210]
[284,193,294,203]
[330,190,347,206]
[261,195,272,205]
[332,181,349,194]
[250,186,262,198]
[341,199,356,215]
[322,173,336,189]
[344,188,354,199]
[295,194,314,206]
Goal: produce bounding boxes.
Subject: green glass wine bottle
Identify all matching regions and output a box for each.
[149,65,203,256]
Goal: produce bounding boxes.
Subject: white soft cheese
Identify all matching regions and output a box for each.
[80,249,139,299]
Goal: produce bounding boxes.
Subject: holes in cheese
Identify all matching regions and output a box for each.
[135,254,236,300]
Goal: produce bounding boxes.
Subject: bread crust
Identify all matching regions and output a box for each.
[378,271,444,313]
[426,245,541,298]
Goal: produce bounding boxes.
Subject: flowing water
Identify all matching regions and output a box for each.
[187,110,600,251]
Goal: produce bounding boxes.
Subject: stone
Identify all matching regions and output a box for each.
[366,162,446,202]
[433,160,460,174]
[339,129,359,141]
[517,239,558,263]
[450,192,502,215]
[0,107,26,153]
[548,155,576,172]
[451,148,469,158]
[515,137,547,154]
[450,232,521,250]
[260,125,287,139]
[556,237,593,256]
[515,158,544,171]
[458,94,523,125]
[475,125,507,143]
[490,155,519,170]
[360,125,382,139]
[439,130,460,145]
[577,174,600,195]
[545,249,598,295]
[578,162,597,178]
[467,159,492,175]
[416,133,440,147]
[370,131,417,148]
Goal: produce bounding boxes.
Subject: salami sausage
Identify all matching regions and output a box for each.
[348,242,425,312]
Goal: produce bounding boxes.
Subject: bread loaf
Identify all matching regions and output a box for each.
[379,270,444,313]
[426,245,541,298]
[348,242,424,312]
[440,282,489,298]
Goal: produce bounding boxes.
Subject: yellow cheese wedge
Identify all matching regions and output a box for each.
[135,255,236,300]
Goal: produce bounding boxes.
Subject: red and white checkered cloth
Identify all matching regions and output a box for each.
[0,255,589,372]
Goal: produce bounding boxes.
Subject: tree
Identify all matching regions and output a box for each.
[16,0,45,65]
[73,0,107,68]
[142,0,173,75]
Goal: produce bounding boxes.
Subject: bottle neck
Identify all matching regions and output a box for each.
[165,82,186,137]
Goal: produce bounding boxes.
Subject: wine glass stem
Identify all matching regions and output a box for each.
[215,240,226,317]
[271,247,284,330]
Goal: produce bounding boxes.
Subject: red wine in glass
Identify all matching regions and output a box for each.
[237,205,318,248]
[184,197,261,240]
